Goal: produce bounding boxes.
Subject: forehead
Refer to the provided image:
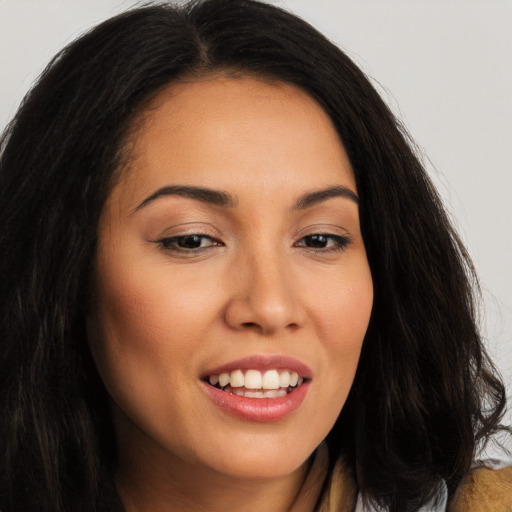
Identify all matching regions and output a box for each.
[115,74,356,209]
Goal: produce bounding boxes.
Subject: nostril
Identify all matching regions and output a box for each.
[242,322,259,329]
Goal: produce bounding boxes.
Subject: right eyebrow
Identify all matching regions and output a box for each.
[292,185,359,210]
[134,185,238,212]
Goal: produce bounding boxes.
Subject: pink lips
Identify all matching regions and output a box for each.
[200,355,312,422]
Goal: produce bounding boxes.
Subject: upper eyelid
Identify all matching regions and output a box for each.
[294,227,353,242]
[155,227,351,239]
[157,233,222,244]
[156,232,351,249]
[298,233,350,240]
[160,232,218,239]
[153,223,222,239]
[151,220,353,243]
[155,234,223,255]
[295,233,352,245]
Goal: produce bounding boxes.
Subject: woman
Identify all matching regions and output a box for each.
[0,1,510,511]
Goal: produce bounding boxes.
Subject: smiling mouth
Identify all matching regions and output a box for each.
[204,369,306,398]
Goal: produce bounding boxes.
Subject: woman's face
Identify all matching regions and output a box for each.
[88,75,373,482]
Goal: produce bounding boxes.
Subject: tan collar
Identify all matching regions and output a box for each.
[448,465,512,512]
[290,444,357,512]
[292,445,512,512]
[315,453,358,512]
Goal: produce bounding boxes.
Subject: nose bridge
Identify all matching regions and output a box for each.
[224,243,302,334]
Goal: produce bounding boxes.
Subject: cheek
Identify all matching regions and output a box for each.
[86,259,214,445]
[312,263,373,392]
[91,252,217,350]
[86,242,229,406]
[315,260,373,338]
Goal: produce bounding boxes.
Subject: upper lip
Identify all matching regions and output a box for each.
[202,354,313,379]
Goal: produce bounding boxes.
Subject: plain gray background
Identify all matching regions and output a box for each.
[1,0,510,426]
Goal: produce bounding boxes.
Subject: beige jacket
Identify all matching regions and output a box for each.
[297,446,512,512]
[318,458,512,511]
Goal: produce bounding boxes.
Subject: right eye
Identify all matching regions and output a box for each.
[156,234,223,253]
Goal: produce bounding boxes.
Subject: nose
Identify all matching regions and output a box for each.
[223,250,304,336]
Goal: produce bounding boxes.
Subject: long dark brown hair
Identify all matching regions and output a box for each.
[0,1,507,511]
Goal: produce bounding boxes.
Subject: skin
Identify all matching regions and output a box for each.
[88,75,374,512]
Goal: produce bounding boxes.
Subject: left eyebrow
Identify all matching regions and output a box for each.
[292,185,359,210]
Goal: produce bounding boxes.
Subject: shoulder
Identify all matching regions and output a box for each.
[318,449,512,512]
[448,465,512,512]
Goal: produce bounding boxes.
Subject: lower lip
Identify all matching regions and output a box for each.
[201,381,310,422]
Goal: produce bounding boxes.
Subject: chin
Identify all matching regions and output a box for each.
[194,431,319,481]
[212,451,310,481]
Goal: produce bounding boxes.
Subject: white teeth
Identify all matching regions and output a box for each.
[244,369,262,389]
[230,369,244,388]
[208,368,306,391]
[262,369,280,389]
[245,390,264,398]
[219,373,230,388]
[232,388,288,398]
[279,370,290,388]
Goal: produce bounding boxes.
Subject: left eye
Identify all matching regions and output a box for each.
[295,234,351,251]
[158,234,221,251]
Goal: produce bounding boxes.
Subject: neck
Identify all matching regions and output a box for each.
[117,454,318,512]
[114,418,328,512]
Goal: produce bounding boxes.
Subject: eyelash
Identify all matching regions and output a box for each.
[154,233,352,255]
[295,234,352,252]
[156,234,222,253]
